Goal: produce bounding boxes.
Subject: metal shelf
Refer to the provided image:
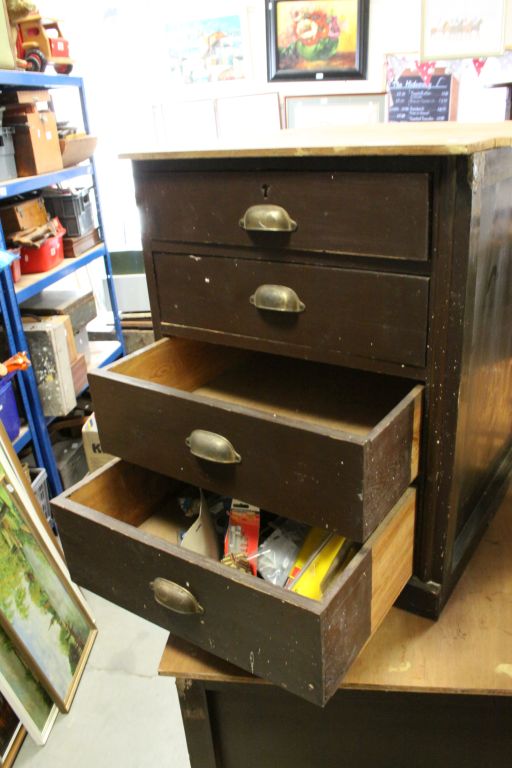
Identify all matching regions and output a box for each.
[13,424,32,453]
[15,243,106,302]
[0,163,92,200]
[0,68,83,89]
[0,70,125,495]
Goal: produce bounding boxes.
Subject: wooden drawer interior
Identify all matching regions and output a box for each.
[91,338,422,541]
[111,338,419,440]
[53,460,416,706]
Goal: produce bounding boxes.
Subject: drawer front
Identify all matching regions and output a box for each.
[89,338,422,542]
[51,460,416,706]
[136,170,430,261]
[154,252,429,369]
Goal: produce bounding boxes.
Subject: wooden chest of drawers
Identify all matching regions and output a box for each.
[52,124,512,705]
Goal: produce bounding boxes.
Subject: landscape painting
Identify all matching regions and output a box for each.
[0,625,57,745]
[0,447,96,713]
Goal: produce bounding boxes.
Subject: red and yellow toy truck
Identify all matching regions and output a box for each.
[16,14,73,74]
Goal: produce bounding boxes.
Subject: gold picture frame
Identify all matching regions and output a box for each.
[0,422,97,715]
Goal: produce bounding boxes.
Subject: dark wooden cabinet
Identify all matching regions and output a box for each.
[52,124,512,705]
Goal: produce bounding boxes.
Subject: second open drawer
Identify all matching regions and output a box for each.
[89,338,422,542]
[51,460,416,706]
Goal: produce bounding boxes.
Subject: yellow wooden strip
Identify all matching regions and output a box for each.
[369,488,415,633]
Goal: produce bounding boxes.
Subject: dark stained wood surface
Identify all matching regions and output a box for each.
[134,169,430,261]
[163,492,511,766]
[122,142,512,625]
[89,339,422,541]
[199,687,512,768]
[51,461,414,706]
[154,252,430,368]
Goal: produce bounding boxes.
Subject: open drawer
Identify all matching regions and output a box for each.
[89,338,422,542]
[51,460,416,706]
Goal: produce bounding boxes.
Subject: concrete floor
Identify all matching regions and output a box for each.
[16,591,191,768]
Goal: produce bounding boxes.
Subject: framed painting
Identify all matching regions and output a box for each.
[0,424,97,715]
[266,0,369,81]
[167,14,247,84]
[421,0,506,59]
[0,626,58,745]
[284,92,386,128]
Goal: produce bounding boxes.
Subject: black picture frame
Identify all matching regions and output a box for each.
[266,0,369,82]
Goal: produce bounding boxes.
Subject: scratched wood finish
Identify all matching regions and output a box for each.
[154,252,430,369]
[134,169,430,261]
[161,489,512,694]
[398,148,512,617]
[114,138,512,627]
[51,461,414,706]
[89,338,422,541]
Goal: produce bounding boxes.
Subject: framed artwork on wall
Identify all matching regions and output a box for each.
[285,93,386,128]
[266,0,369,81]
[421,0,506,59]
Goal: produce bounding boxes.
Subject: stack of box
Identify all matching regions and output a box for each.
[43,187,101,258]
[21,289,97,393]
[0,90,62,176]
[0,195,66,275]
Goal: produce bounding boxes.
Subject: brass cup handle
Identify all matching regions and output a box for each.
[186,429,241,464]
[150,577,204,615]
[239,204,298,233]
[250,284,305,313]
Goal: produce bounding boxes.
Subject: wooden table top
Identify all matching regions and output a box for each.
[122,123,512,162]
[160,490,512,695]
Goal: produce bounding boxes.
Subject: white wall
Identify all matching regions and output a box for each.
[43,0,512,249]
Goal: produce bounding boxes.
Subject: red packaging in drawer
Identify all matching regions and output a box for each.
[20,218,66,274]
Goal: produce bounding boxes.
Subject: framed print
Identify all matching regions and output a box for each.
[267,0,369,81]
[0,626,58,745]
[0,424,97,714]
[285,93,386,128]
[421,0,506,59]
[167,14,246,84]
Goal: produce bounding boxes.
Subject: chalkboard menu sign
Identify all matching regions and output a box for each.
[388,72,457,122]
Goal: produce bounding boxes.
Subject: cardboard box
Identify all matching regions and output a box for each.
[0,196,48,235]
[82,413,116,473]
[22,316,76,417]
[71,353,87,395]
[10,111,63,176]
[21,289,97,333]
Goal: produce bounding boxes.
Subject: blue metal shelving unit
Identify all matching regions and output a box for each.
[0,69,124,496]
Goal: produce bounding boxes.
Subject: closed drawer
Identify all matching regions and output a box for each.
[154,252,429,369]
[89,338,422,542]
[51,459,416,706]
[136,170,430,261]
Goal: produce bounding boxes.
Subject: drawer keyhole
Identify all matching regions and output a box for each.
[261,183,271,199]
